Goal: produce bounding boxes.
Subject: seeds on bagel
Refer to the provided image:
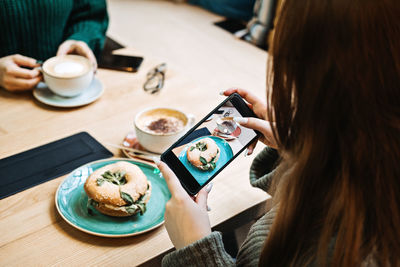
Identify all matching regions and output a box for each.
[84,162,152,217]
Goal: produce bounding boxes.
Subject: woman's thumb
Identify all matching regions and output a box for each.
[195,183,212,210]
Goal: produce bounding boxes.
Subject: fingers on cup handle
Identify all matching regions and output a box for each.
[56,41,97,72]
[12,54,38,68]
[72,41,97,70]
[5,76,41,91]
[56,41,72,56]
[80,49,97,70]
[9,65,41,79]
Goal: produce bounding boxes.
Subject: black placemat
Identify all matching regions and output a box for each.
[0,132,113,199]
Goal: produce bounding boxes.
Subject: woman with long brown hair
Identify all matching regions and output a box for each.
[155,0,400,266]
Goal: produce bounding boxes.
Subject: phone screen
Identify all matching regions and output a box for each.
[162,94,259,194]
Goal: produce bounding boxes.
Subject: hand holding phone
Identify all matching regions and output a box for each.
[161,93,262,195]
[155,159,212,249]
[221,88,278,152]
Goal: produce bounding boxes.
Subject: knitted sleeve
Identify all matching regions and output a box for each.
[162,232,235,267]
[161,147,279,266]
[64,0,109,58]
[249,146,279,193]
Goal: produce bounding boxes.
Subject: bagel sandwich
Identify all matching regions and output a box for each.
[187,137,220,171]
[84,162,151,217]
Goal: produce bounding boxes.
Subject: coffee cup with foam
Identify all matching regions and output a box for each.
[135,107,195,154]
[216,117,238,135]
[42,55,93,97]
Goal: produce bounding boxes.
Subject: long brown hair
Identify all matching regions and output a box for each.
[260,0,400,266]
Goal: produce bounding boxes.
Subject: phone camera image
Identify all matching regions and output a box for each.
[171,99,257,186]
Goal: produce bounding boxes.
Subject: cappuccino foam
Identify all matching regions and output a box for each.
[137,108,187,135]
[53,61,84,76]
[43,55,91,78]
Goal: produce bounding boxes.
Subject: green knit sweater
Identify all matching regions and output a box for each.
[0,0,108,61]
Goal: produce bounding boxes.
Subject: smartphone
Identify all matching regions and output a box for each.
[98,54,143,72]
[161,93,260,195]
[214,18,247,34]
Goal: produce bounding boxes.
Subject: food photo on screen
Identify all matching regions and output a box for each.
[171,100,257,185]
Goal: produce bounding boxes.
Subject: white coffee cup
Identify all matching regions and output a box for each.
[216,117,238,135]
[42,55,93,97]
[135,107,195,154]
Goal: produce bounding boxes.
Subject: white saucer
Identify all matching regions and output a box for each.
[33,78,104,108]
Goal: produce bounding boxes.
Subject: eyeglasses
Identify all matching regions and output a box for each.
[143,63,167,94]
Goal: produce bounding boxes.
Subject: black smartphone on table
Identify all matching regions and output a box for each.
[98,36,144,72]
[161,93,260,195]
[98,54,143,72]
[214,18,247,34]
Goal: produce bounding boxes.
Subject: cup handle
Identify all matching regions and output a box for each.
[35,60,43,72]
[187,113,196,127]
[35,66,43,73]
[34,65,43,88]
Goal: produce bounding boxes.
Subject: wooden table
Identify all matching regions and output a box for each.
[0,0,270,266]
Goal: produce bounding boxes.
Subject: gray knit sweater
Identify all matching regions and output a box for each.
[161,147,380,267]
[162,147,279,267]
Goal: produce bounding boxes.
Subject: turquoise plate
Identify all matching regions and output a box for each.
[55,158,171,237]
[179,136,233,186]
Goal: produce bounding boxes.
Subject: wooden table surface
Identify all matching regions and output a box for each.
[0,0,270,266]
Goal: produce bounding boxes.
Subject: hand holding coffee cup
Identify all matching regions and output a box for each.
[0,54,42,92]
[135,108,195,154]
[42,55,93,97]
[57,40,97,70]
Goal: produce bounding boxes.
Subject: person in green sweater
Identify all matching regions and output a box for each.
[154,0,400,266]
[0,0,108,92]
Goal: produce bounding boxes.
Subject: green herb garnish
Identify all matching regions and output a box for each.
[199,156,208,165]
[96,170,127,186]
[137,203,146,215]
[190,142,208,152]
[125,206,138,214]
[96,178,105,186]
[87,198,99,215]
[196,142,207,151]
[120,190,134,205]
[210,162,216,170]
[123,189,149,215]
[199,155,218,171]
[92,169,150,216]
